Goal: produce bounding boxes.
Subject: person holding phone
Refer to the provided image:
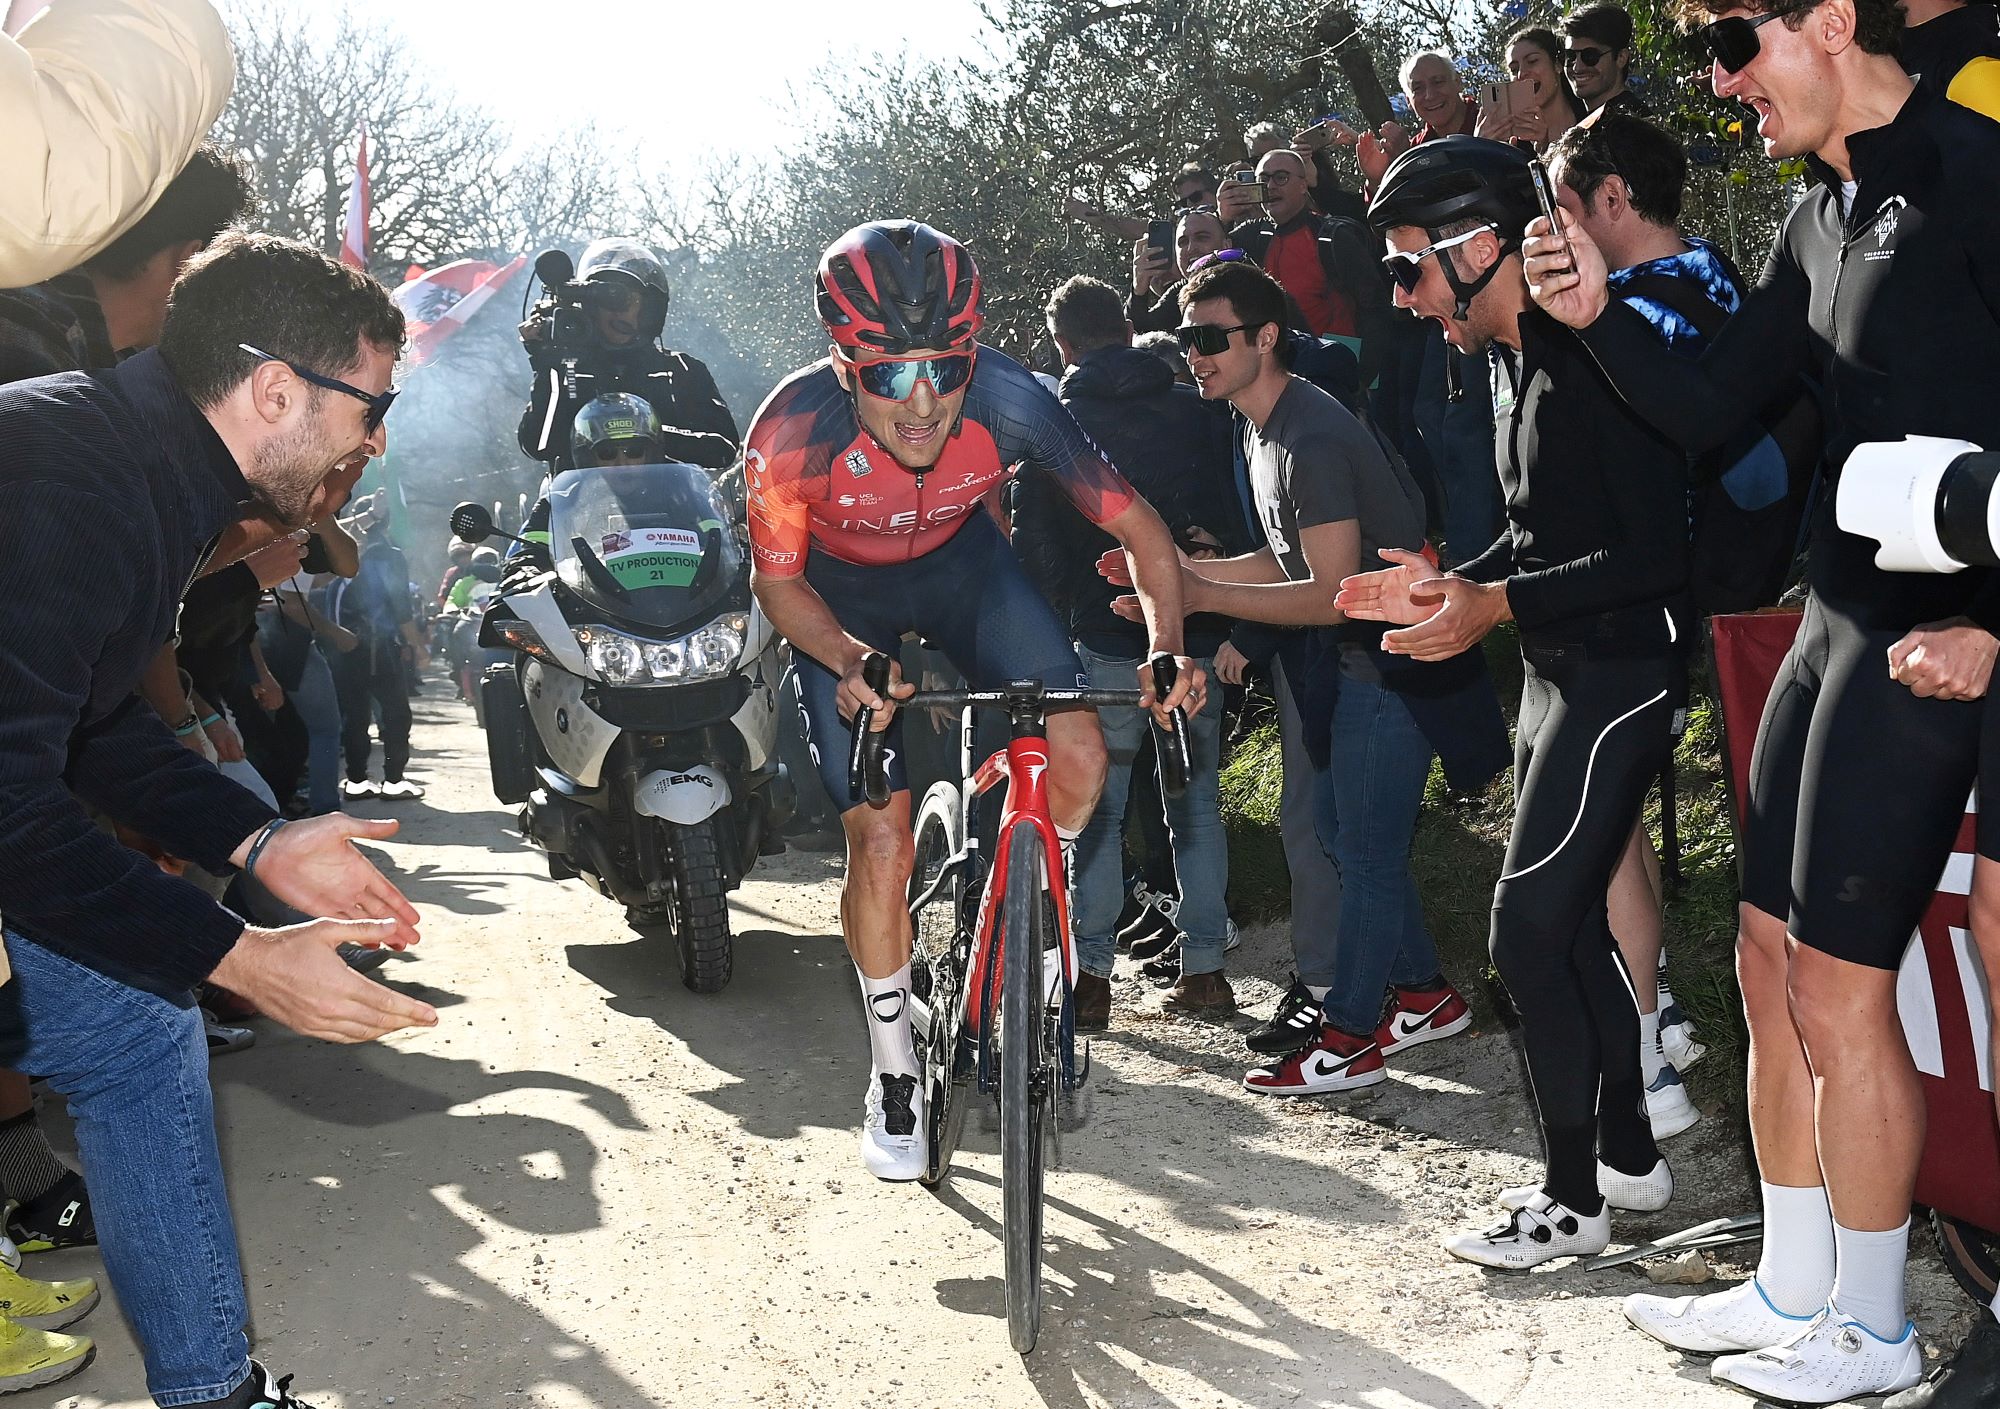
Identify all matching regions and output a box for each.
[1347,134,1689,1273]
[1524,0,2000,1398]
[1479,27,1587,150]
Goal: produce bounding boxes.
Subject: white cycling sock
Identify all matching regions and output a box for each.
[857,962,918,1078]
[1638,1008,1663,1082]
[1831,1218,1911,1340]
[1758,1180,1837,1317]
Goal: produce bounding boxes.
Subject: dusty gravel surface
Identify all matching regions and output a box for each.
[43,691,1975,1409]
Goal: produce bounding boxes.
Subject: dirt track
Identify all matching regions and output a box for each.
[40,690,1976,1409]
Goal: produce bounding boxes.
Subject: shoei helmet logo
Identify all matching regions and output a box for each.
[845,449,873,478]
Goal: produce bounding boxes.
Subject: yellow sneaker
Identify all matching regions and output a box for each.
[0,1315,93,1394]
[0,1242,96,1331]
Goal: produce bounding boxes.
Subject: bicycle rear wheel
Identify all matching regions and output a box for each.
[999,820,1050,1354]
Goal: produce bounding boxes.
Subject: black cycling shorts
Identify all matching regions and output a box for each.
[787,513,1087,813]
[1979,680,2000,863]
[1741,592,1982,968]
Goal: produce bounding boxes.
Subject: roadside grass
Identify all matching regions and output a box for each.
[1220,637,1748,1117]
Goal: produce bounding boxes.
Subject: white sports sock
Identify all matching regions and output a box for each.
[1757,1180,1837,1317]
[1638,1008,1663,1083]
[1830,1218,1912,1340]
[1988,1282,2000,1325]
[857,962,919,1078]
[1306,984,1330,1002]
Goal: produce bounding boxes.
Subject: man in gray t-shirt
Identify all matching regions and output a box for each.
[1119,257,1472,1099]
[1245,376,1427,586]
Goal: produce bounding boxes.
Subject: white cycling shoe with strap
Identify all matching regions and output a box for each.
[1442,1191,1609,1270]
[1711,1308,1923,1404]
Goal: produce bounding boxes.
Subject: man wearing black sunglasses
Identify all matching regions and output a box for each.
[1563,4,1648,113]
[0,230,434,1409]
[1527,0,2000,1400]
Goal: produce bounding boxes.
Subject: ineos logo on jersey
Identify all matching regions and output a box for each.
[836,503,976,533]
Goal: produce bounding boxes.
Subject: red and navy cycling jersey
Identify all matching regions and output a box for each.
[743,346,1138,577]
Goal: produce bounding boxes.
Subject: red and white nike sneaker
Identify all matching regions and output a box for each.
[1243,1024,1385,1095]
[1374,980,1473,1057]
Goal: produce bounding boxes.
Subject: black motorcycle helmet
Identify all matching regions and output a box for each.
[571,392,664,465]
[577,238,671,344]
[1367,136,1539,318]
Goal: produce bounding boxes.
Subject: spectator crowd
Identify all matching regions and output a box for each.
[4,0,2000,1406]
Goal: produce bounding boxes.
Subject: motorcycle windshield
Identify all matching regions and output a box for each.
[545,462,744,632]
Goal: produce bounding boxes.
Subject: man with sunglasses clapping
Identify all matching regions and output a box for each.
[743,221,1202,1184]
[1525,0,2000,1401]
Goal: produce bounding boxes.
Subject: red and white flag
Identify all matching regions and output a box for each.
[339,122,370,270]
[392,256,530,365]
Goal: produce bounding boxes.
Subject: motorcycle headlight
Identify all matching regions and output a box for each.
[572,613,746,687]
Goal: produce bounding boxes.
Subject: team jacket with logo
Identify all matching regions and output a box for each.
[743,346,1137,577]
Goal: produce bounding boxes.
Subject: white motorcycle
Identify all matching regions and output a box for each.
[451,461,790,993]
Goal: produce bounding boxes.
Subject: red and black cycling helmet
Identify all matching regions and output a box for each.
[815,221,983,354]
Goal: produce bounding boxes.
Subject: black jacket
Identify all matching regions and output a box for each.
[1232,211,1396,387]
[1576,86,2000,634]
[1011,344,1247,657]
[519,340,741,469]
[0,350,278,993]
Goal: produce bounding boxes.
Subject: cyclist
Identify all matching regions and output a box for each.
[1342,136,1682,1270]
[1526,0,2000,1399]
[744,221,1203,1181]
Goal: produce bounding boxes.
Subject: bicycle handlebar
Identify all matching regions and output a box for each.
[846,653,1190,805]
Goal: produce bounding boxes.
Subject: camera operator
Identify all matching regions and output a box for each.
[1526,0,2000,1398]
[517,237,739,472]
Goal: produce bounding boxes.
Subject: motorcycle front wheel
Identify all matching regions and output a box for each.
[631,815,735,993]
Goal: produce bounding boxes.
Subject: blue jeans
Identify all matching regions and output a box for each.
[0,933,251,1406]
[1071,646,1229,977]
[293,645,343,814]
[1313,662,1441,1035]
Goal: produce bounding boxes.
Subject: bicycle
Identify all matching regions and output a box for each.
[848,652,1188,1354]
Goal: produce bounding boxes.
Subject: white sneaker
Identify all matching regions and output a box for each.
[1625,1277,1822,1354]
[1500,1157,1673,1214]
[1661,1016,1707,1071]
[1443,1191,1609,1270]
[340,777,379,799]
[1712,1309,1923,1405]
[1646,1062,1700,1140]
[380,778,425,799]
[859,1071,926,1182]
[1224,917,1241,952]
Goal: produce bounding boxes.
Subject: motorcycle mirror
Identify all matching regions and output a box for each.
[534,248,576,289]
[450,501,496,543]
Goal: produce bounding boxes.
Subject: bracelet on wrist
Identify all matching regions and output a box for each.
[173,716,201,737]
[199,712,223,728]
[242,817,287,877]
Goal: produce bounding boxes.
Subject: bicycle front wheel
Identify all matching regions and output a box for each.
[999,819,1050,1354]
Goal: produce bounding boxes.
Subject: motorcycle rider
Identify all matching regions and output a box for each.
[744,220,1202,1182]
[506,393,670,584]
[517,237,739,471]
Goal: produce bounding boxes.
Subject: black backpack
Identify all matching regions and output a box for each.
[1612,269,1821,616]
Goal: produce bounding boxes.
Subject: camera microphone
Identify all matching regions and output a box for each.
[534,248,576,289]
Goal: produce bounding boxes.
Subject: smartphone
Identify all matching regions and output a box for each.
[1294,117,1354,150]
[1230,170,1268,203]
[1480,77,1537,121]
[1146,219,1175,261]
[1527,157,1573,271]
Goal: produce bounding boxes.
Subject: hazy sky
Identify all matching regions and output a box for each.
[216,0,1002,170]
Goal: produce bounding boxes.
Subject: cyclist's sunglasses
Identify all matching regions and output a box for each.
[836,349,975,401]
[1698,2,1816,74]
[238,343,398,431]
[592,438,660,464]
[1174,320,1266,356]
[1380,224,1497,295]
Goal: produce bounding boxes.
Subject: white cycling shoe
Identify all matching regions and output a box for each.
[860,1071,927,1182]
[1443,1191,1609,1270]
[1499,1158,1673,1215]
[1625,1277,1821,1355]
[1712,1309,1923,1405]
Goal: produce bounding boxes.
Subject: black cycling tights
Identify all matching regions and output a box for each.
[1490,645,1677,1214]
